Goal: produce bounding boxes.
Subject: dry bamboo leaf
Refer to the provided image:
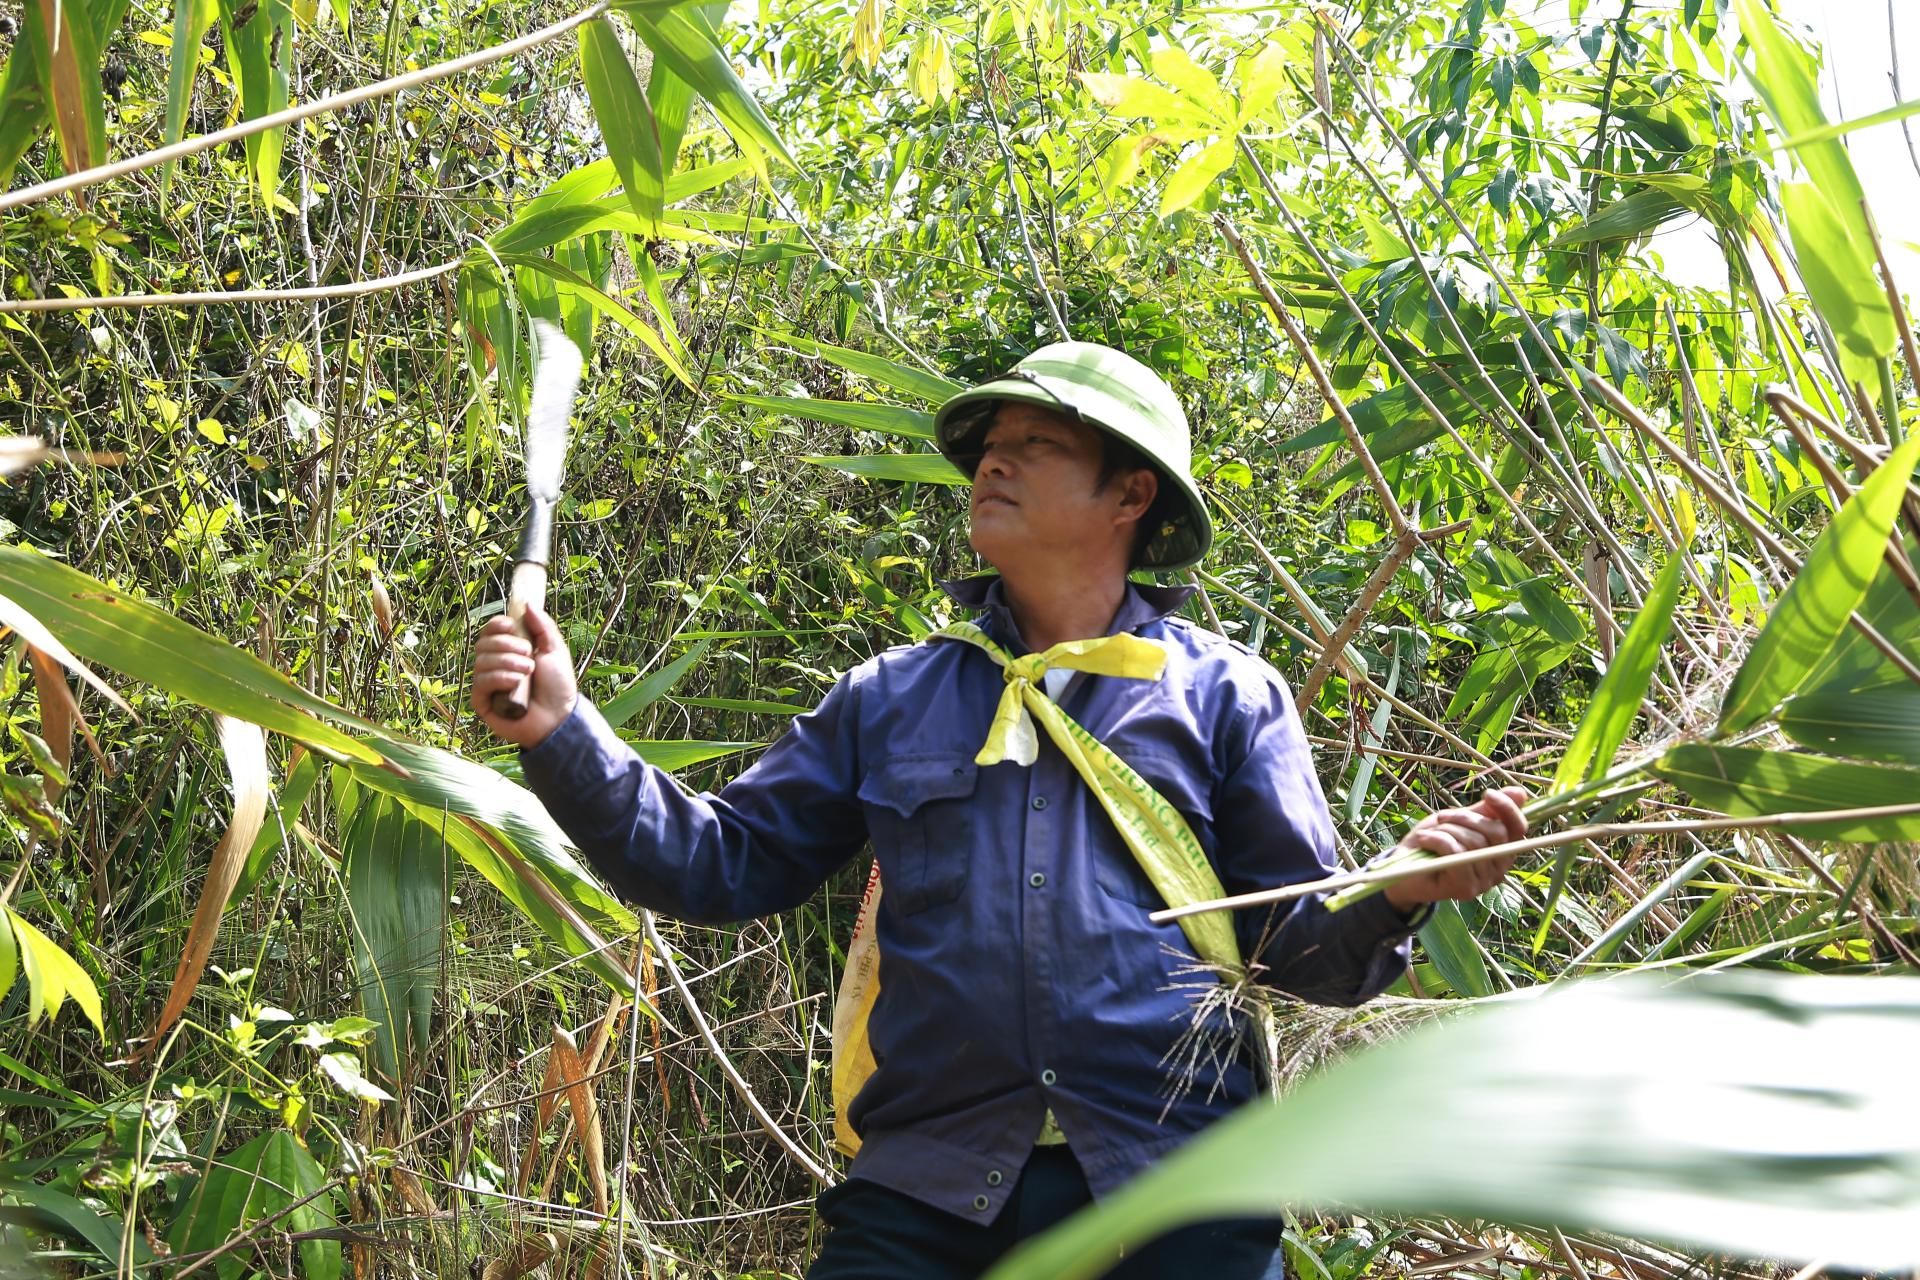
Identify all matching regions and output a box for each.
[1312,24,1332,150]
[34,0,97,183]
[642,936,669,1107]
[0,591,133,717]
[480,1232,557,1280]
[550,1024,611,1218]
[0,437,123,478]
[24,647,87,805]
[143,716,270,1055]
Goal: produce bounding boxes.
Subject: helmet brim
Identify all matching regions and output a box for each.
[931,378,1213,572]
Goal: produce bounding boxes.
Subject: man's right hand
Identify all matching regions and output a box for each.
[470,602,579,749]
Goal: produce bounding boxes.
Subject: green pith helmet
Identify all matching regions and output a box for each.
[931,341,1213,571]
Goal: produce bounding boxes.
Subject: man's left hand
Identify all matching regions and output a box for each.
[1383,785,1530,916]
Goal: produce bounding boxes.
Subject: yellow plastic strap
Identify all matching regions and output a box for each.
[929,622,1242,976]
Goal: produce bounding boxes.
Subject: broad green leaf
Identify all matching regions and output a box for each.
[603,639,713,730]
[731,394,935,440]
[1777,683,1920,766]
[7,910,104,1037]
[1718,434,1920,732]
[1734,0,1894,381]
[343,792,446,1085]
[627,739,759,769]
[1078,72,1220,129]
[621,4,797,174]
[1551,556,1684,795]
[0,26,50,187]
[1416,900,1493,997]
[1149,47,1236,121]
[219,0,294,204]
[1793,537,1920,695]
[163,0,219,189]
[169,1129,339,1280]
[347,734,637,946]
[580,17,664,237]
[1781,182,1896,384]
[1551,188,1686,247]
[0,546,382,764]
[487,198,721,258]
[1651,743,1920,841]
[1158,138,1235,217]
[802,453,967,485]
[986,974,1920,1279]
[0,1182,152,1268]
[752,329,961,404]
[648,1,728,168]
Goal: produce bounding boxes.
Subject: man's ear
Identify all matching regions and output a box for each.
[1115,466,1158,523]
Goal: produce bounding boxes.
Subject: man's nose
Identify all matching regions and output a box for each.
[976,446,1013,480]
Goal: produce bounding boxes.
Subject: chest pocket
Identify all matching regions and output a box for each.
[1093,748,1216,909]
[858,753,979,915]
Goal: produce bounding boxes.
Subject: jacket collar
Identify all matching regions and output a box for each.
[938,573,1196,652]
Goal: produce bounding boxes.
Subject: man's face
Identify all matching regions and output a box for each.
[965,402,1155,571]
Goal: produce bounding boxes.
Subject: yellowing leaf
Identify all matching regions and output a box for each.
[196,419,227,444]
[8,909,104,1037]
[1158,138,1236,217]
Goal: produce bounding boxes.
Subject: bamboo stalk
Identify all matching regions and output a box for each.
[0,260,462,312]
[1291,531,1418,712]
[1585,373,1920,688]
[0,2,613,214]
[1150,800,1920,924]
[1216,216,1409,536]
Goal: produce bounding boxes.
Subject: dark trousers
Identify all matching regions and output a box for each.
[807,1146,1282,1279]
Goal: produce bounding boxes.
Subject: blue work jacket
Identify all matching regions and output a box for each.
[520,574,1419,1222]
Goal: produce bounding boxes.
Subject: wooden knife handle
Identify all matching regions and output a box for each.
[490,560,548,721]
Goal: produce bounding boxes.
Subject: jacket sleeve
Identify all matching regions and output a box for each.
[518,671,868,924]
[1211,662,1425,1007]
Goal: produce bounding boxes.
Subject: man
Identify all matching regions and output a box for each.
[471,341,1526,1278]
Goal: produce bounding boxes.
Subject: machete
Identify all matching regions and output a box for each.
[490,318,584,720]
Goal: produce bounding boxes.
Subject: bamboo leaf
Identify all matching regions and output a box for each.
[602,639,712,731]
[169,1130,340,1280]
[499,252,694,386]
[731,394,935,440]
[1416,900,1493,997]
[1158,138,1235,218]
[232,748,319,906]
[648,1,728,168]
[7,909,104,1038]
[1718,435,1920,733]
[343,792,446,1085]
[219,0,294,204]
[162,0,219,189]
[1552,556,1684,795]
[626,739,758,769]
[619,4,797,174]
[752,329,961,404]
[0,1182,153,1267]
[0,22,51,187]
[25,0,108,182]
[801,453,967,485]
[1651,743,1920,841]
[148,715,270,1052]
[986,974,1920,1279]
[0,546,382,763]
[1777,683,1920,766]
[579,17,664,237]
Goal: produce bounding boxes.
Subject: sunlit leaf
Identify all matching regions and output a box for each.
[1718,435,1920,732]
[1777,682,1920,766]
[1551,556,1684,795]
[731,394,935,440]
[988,975,1920,1280]
[7,910,104,1038]
[801,453,967,485]
[1651,743,1920,841]
[580,16,664,237]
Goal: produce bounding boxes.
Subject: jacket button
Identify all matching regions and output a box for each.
[986,1170,1003,1187]
[1040,1069,1057,1086]
[973,1194,991,1211]
[1031,795,1048,810]
[1029,872,1046,888]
